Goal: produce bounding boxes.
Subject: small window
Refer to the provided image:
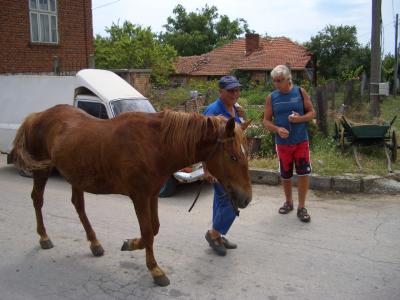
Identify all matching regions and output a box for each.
[29,0,58,44]
[77,101,109,119]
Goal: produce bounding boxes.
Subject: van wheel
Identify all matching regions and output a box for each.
[18,169,33,178]
[159,177,178,198]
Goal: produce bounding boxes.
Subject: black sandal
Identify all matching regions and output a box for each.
[279,202,293,214]
[297,207,311,222]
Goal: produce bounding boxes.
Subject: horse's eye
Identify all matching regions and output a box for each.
[231,155,238,162]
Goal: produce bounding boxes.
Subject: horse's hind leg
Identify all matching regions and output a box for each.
[71,187,104,256]
[129,196,169,287]
[31,169,53,249]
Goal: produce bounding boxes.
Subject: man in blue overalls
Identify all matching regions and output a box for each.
[203,76,243,256]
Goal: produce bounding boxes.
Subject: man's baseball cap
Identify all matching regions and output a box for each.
[218,76,242,90]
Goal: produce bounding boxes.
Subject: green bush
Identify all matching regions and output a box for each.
[149,87,189,110]
[240,86,269,105]
[187,79,219,105]
[259,131,275,156]
[245,123,267,138]
[245,106,264,123]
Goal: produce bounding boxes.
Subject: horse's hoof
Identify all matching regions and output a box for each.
[121,240,129,251]
[153,274,170,287]
[90,244,104,257]
[40,239,54,249]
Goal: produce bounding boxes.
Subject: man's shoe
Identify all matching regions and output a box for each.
[205,231,227,256]
[221,237,237,249]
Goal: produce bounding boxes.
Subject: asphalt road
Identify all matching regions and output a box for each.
[0,154,399,300]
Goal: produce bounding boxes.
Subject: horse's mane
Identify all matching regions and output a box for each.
[161,110,224,161]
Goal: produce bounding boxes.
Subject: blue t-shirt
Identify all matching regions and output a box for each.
[271,86,308,145]
[203,98,242,123]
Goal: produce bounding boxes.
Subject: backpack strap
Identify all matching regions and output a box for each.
[298,86,306,113]
[298,86,304,103]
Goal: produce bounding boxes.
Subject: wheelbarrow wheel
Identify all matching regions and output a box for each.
[391,130,397,162]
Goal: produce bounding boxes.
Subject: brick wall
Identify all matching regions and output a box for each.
[0,0,93,74]
[130,72,151,97]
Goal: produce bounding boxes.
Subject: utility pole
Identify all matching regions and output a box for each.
[370,0,382,117]
[394,14,399,97]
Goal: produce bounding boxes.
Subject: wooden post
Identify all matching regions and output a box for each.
[394,14,398,97]
[369,0,381,117]
[329,80,336,110]
[316,86,328,136]
[360,72,367,98]
[343,80,354,107]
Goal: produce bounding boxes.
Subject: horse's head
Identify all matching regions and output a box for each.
[205,117,252,213]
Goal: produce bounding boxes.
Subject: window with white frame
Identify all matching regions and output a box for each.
[29,0,58,43]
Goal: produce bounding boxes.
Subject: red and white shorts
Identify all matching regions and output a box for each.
[276,140,312,179]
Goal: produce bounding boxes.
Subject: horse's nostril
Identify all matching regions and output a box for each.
[244,199,249,206]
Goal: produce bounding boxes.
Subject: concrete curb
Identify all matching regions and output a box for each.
[250,168,400,194]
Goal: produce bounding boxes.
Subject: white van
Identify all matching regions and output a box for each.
[0,69,155,156]
[74,69,156,119]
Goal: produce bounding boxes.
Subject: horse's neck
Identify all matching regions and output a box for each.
[160,112,221,171]
[194,129,221,163]
[168,135,219,167]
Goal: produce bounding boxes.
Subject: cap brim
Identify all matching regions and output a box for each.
[224,82,242,90]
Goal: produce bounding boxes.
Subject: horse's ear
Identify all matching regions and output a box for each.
[225,117,235,137]
[240,119,252,131]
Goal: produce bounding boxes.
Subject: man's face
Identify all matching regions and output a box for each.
[272,76,290,91]
[220,87,240,105]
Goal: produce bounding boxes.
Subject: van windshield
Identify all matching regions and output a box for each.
[111,99,156,116]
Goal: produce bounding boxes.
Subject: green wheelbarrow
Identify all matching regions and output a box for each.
[334,115,398,172]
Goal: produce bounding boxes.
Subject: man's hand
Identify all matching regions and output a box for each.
[204,168,217,183]
[288,111,303,123]
[236,105,246,119]
[277,127,289,139]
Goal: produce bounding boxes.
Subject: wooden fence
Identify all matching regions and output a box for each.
[312,78,370,136]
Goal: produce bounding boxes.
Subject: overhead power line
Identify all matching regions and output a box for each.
[92,0,121,10]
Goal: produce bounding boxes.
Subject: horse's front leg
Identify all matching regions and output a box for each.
[124,196,169,286]
[121,195,160,252]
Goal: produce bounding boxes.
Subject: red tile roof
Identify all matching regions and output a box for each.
[174,37,311,76]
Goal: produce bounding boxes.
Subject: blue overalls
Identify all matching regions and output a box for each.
[203,98,242,235]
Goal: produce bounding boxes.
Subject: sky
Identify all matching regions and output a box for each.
[92,0,400,56]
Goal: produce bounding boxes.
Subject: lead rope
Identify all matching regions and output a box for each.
[187,136,222,213]
[188,180,205,212]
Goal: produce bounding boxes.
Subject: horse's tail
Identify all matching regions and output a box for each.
[11,113,51,171]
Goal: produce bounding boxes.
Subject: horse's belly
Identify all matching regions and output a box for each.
[57,164,122,194]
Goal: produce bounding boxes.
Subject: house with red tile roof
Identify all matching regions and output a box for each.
[173,33,314,85]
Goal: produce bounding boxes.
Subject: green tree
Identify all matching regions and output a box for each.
[305,25,370,80]
[382,54,395,81]
[94,21,177,86]
[161,4,250,56]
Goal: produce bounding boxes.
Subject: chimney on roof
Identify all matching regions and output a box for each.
[245,33,260,55]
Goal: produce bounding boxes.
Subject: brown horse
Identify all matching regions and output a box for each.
[11,104,252,286]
